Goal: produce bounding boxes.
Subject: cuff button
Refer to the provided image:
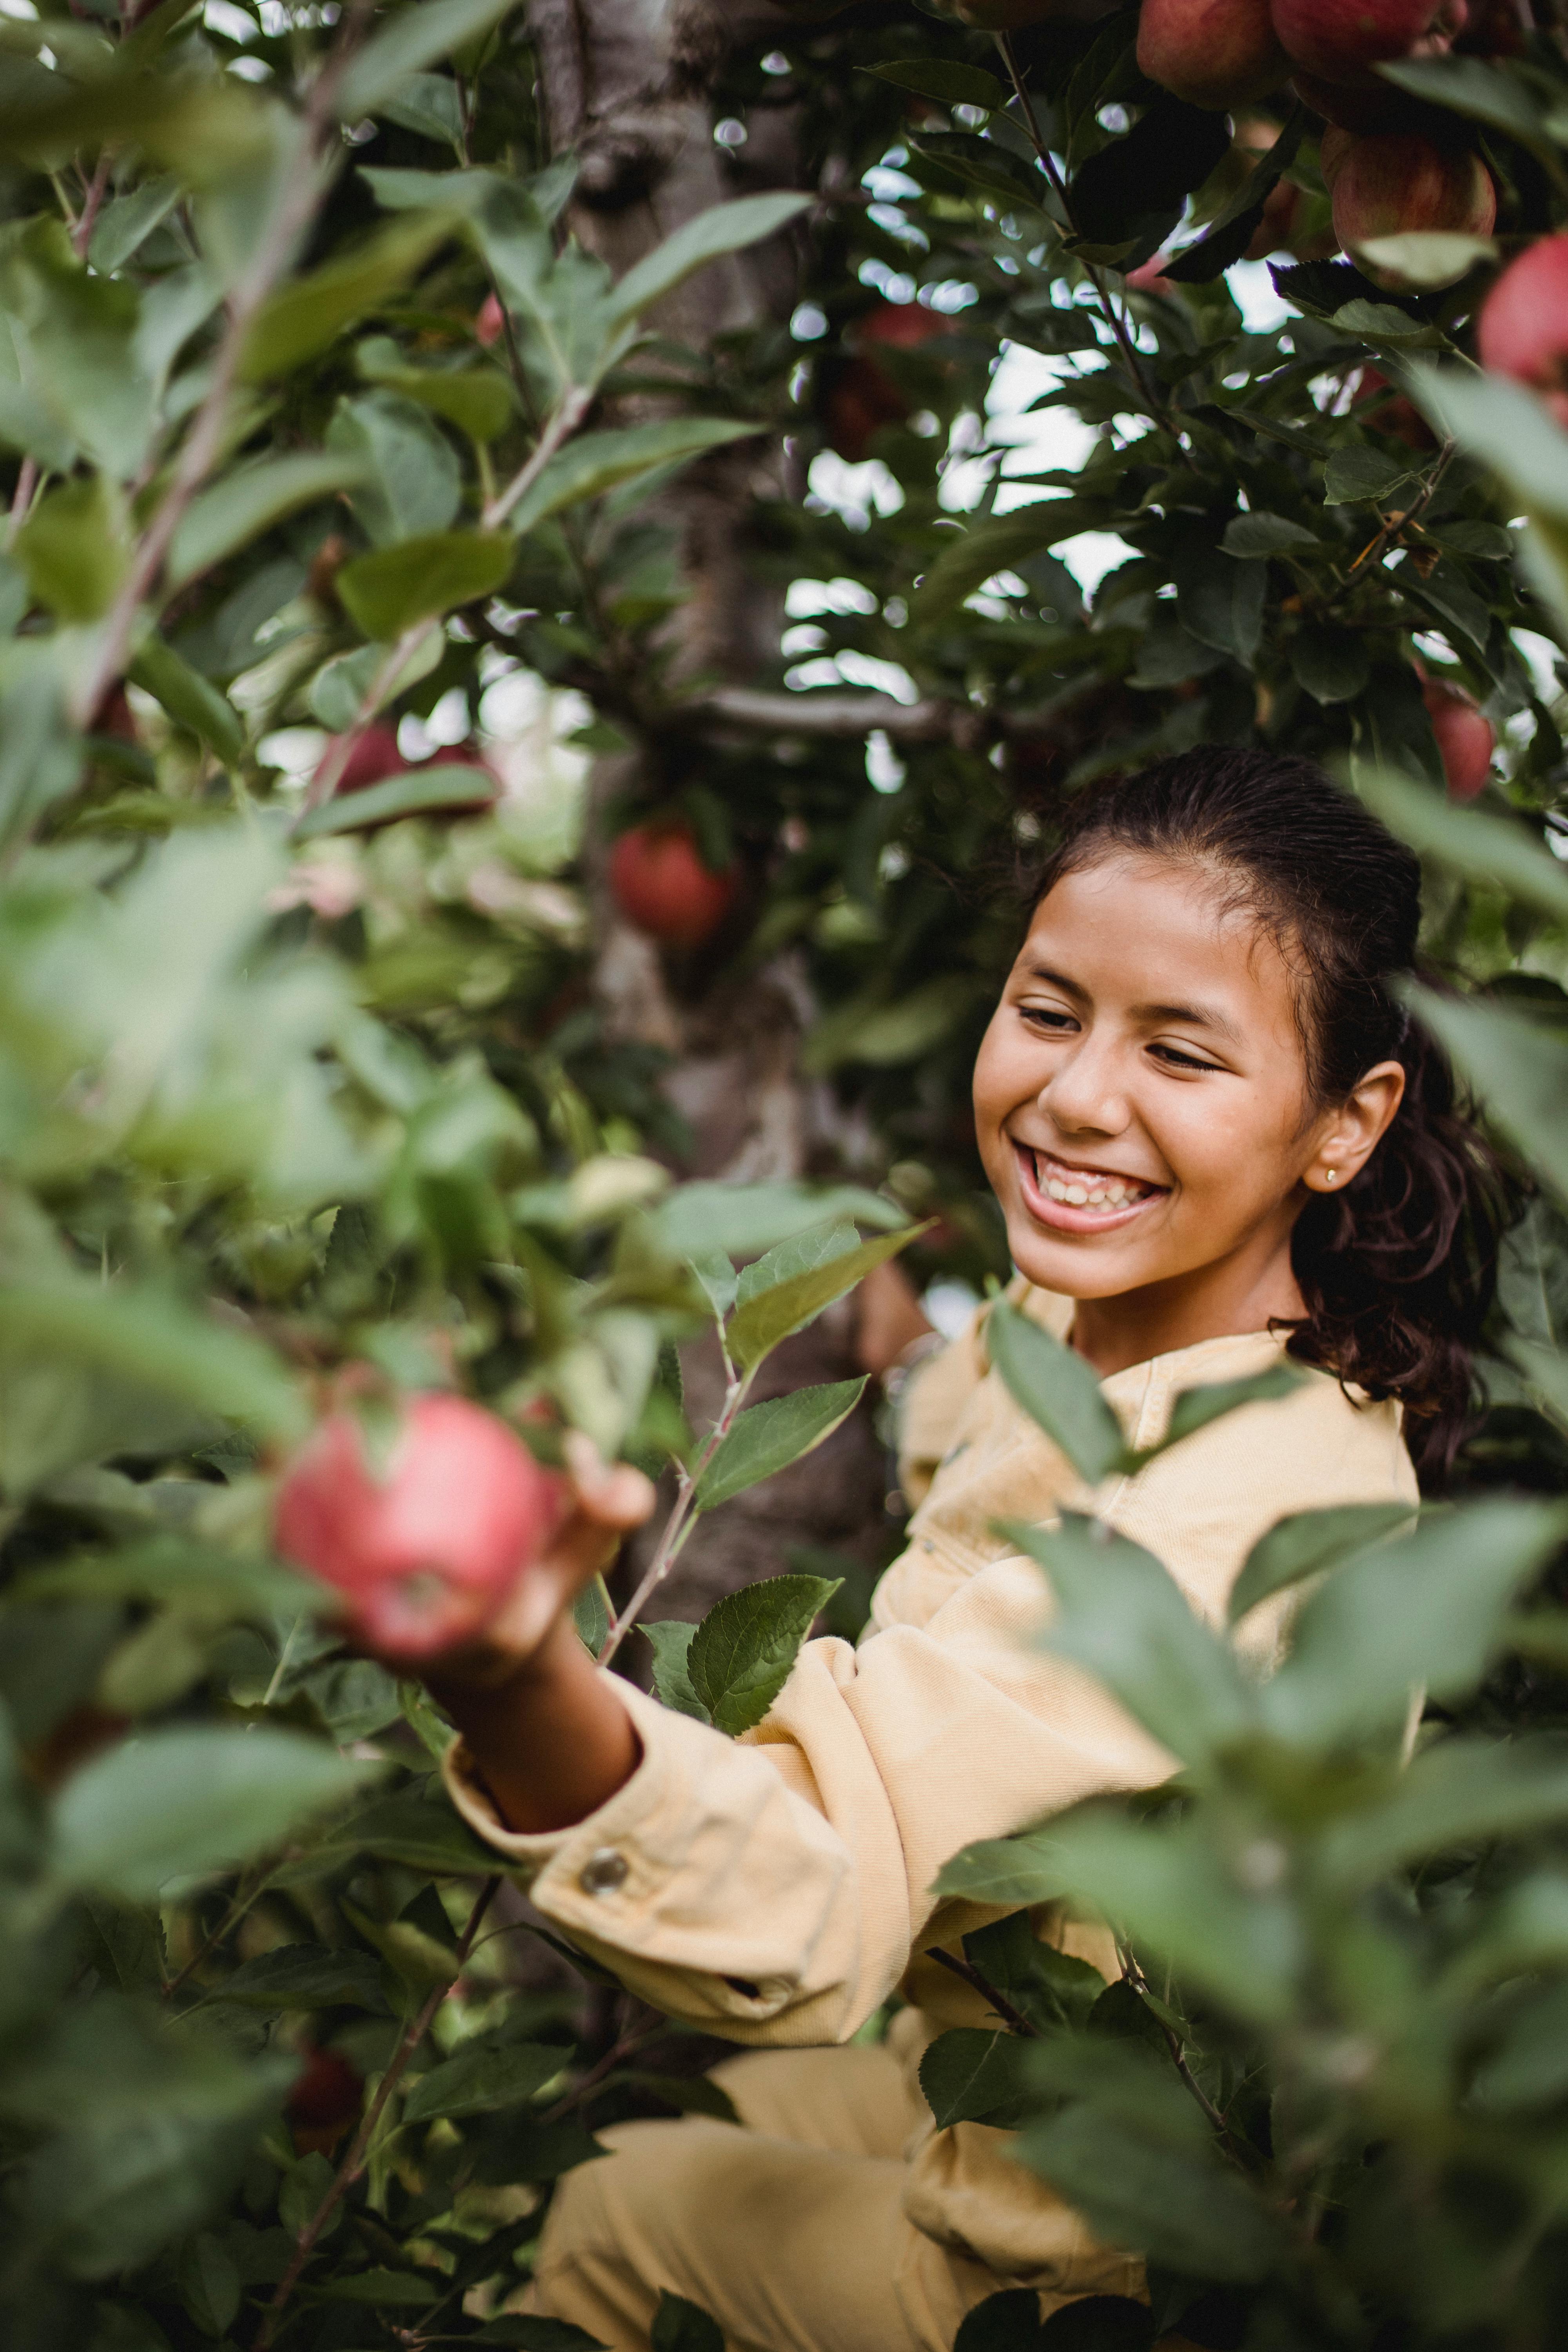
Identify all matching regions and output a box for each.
[579,1847,629,1895]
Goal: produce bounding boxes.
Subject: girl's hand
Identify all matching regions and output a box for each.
[420,1433,656,1698]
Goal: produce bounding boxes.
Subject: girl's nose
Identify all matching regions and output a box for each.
[1038,1035,1131,1137]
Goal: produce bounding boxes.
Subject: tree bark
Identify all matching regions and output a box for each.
[531,0,894,1624]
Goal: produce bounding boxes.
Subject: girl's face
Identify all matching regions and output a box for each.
[973,853,1400,1312]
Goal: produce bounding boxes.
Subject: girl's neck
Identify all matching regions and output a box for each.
[1067,1229,1307,1379]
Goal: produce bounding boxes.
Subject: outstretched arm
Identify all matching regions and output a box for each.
[419,1439,655,1834]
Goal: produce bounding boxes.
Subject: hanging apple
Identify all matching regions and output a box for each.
[609,820,740,948]
[1137,0,1290,109]
[1271,0,1466,87]
[823,303,951,464]
[1330,132,1495,272]
[274,1391,566,1660]
[1478,234,1568,425]
[1421,675,1494,800]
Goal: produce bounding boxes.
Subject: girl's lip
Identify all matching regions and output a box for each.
[1011,1139,1165,1235]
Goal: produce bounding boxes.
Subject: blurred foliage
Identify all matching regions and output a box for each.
[5,0,1568,2346]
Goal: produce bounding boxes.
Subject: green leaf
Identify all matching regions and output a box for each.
[1228,1501,1416,1626]
[1220,512,1318,559]
[651,1181,903,1261]
[985,1299,1127,1485]
[1318,1733,1568,1887]
[605,195,814,330]
[1323,445,1417,506]
[336,530,515,639]
[328,388,462,546]
[0,1280,305,1446]
[725,1223,920,1373]
[919,2026,1035,2130]
[88,173,182,275]
[208,1944,389,2013]
[573,1575,610,1659]
[1379,53,1557,151]
[167,452,369,589]
[50,1726,372,1899]
[403,2036,563,2122]
[337,0,520,119]
[864,59,1007,108]
[910,130,1046,212]
[964,1908,1105,2033]
[915,498,1101,621]
[316,2268,441,2305]
[240,214,454,382]
[1071,97,1229,249]
[1004,1514,1256,1764]
[1354,230,1495,287]
[1290,622,1371,704]
[1356,767,1568,928]
[695,1380,866,1512]
[127,638,244,765]
[1152,1362,1304,1454]
[356,333,514,442]
[382,71,466,148]
[651,2292,724,2352]
[1019,2095,1284,2281]
[510,418,761,535]
[294,762,496,840]
[15,474,128,622]
[641,1621,710,1722]
[1404,984,1568,1206]
[329,1786,515,1875]
[1263,1498,1568,1748]
[686,1572,838,1736]
[177,2231,241,2339]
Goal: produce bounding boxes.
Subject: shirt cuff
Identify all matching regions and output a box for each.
[441,1671,666,1890]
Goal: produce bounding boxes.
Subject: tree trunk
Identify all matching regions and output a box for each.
[532,0,895,1626]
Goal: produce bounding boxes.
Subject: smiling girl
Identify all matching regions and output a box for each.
[419,750,1513,2352]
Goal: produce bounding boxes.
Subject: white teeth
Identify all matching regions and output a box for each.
[1027,1150,1151,1214]
[1065,1185,1088,1205]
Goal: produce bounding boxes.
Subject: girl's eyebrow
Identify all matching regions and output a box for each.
[1023,960,1241,1045]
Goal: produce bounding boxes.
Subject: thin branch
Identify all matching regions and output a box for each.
[255,1875,502,2348]
[599,1362,753,1664]
[677,686,957,742]
[5,458,38,552]
[71,7,374,728]
[926,1945,1039,2040]
[993,32,1171,433]
[481,380,594,531]
[539,2017,661,2124]
[1339,440,1456,595]
[73,151,114,260]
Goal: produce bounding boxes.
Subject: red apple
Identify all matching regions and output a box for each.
[1138,0,1290,109]
[609,822,740,949]
[858,303,951,354]
[274,1392,565,1659]
[314,724,408,797]
[1272,0,1466,85]
[823,304,952,463]
[476,292,505,348]
[287,2046,363,2156]
[1422,675,1494,800]
[1331,134,1495,266]
[1478,234,1568,426]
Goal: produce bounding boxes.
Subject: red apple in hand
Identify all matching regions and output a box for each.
[1478,234,1568,426]
[1422,675,1494,800]
[609,822,740,949]
[274,1392,566,1660]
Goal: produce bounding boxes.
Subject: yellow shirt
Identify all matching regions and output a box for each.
[445,1283,1417,2288]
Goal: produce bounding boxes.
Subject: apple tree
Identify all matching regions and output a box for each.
[6,0,1568,2346]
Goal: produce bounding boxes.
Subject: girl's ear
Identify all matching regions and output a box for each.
[1302,1060,1407,1195]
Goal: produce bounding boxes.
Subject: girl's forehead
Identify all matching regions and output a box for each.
[1020,852,1300,1015]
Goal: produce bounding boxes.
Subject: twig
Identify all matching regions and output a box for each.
[539,2017,662,2123]
[927,1945,1039,2039]
[1340,440,1455,593]
[5,458,38,551]
[254,1874,502,2348]
[1116,1942,1247,2158]
[73,151,114,260]
[598,1361,755,1665]
[161,1864,270,2000]
[993,32,1171,433]
[71,5,375,728]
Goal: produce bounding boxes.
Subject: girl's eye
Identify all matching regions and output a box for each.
[1020,1005,1076,1033]
[1151,1042,1223,1074]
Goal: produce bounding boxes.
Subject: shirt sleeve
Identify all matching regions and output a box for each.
[442,1549,1172,2047]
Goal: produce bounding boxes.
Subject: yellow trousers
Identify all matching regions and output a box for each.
[532,2044,1016,2352]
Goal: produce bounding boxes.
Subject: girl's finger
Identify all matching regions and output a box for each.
[561,1431,658,1531]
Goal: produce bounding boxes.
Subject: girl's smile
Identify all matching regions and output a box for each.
[1010,1140,1166,1232]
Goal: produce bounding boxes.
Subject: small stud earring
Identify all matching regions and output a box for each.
[1324,1168,1338,1185]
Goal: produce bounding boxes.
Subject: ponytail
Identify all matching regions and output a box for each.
[1287,1001,1517,1486]
[1031,750,1523,1490]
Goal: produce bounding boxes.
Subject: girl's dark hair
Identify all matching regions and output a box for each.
[1030,746,1520,1488]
